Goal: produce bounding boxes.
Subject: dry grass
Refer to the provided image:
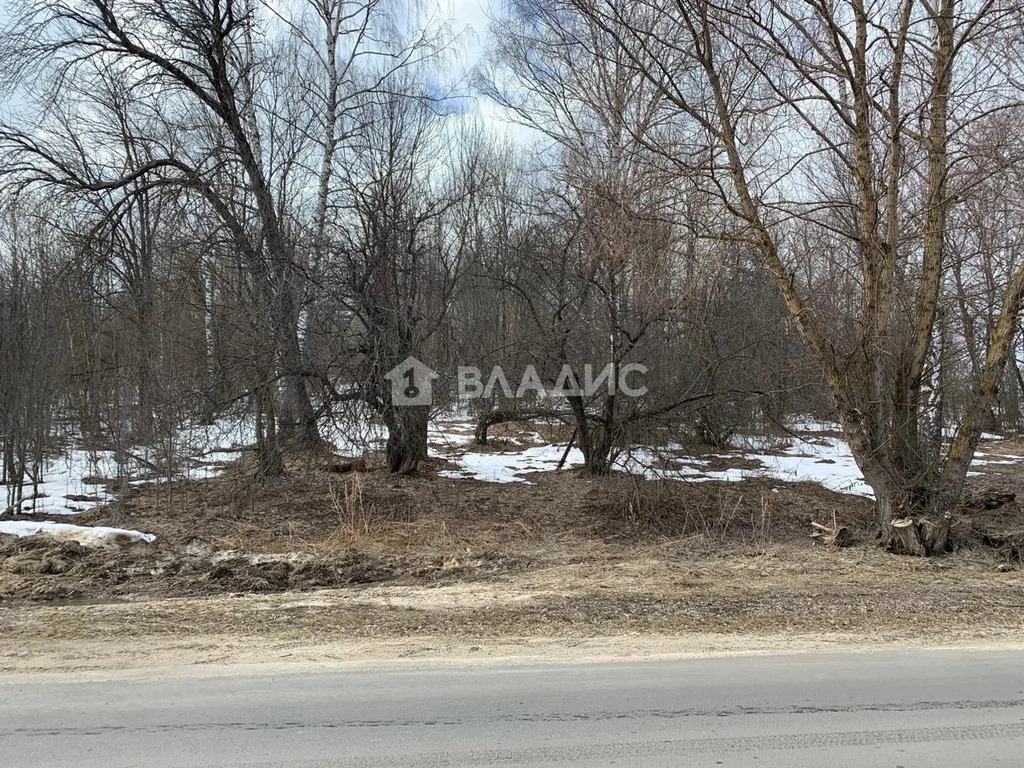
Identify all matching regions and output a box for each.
[1,438,1021,649]
[323,473,415,549]
[2,456,1022,671]
[584,473,868,554]
[2,537,1020,655]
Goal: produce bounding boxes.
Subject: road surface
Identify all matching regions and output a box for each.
[2,650,1023,766]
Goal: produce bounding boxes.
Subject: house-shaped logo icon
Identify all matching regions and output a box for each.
[384,356,439,407]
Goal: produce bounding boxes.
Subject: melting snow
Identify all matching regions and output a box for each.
[7,412,1016,513]
[3,451,118,515]
[0,520,156,546]
[1,412,388,516]
[439,445,585,483]
[440,432,876,497]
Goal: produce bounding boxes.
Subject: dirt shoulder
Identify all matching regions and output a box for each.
[7,631,1024,683]
[3,543,1022,676]
[2,441,1023,676]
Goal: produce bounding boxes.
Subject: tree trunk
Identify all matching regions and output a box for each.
[385,405,429,474]
[565,394,615,475]
[254,383,284,479]
[272,274,321,450]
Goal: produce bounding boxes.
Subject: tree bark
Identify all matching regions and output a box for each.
[384,405,429,474]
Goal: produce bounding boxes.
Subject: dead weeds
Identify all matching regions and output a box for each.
[1,443,1022,653]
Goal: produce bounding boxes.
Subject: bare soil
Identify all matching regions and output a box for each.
[1,438,1023,674]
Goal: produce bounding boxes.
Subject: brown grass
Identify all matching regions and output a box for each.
[1,440,1021,651]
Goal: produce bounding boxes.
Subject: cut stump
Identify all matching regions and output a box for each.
[889,516,950,556]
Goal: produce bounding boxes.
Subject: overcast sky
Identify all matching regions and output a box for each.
[0,0,534,142]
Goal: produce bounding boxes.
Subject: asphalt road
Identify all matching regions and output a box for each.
[2,650,1023,767]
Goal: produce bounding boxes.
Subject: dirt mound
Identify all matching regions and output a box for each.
[202,553,396,593]
[582,475,875,544]
[0,526,530,602]
[0,535,131,599]
[0,536,92,575]
[6,440,1022,604]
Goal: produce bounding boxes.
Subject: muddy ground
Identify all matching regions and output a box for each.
[1,433,1023,673]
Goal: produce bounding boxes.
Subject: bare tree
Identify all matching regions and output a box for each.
[482,2,718,473]
[560,0,1024,550]
[2,0,321,456]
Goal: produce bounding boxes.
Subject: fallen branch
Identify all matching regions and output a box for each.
[809,518,853,548]
[474,408,572,444]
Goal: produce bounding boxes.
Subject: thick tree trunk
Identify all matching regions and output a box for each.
[271,269,321,451]
[838,412,953,550]
[384,405,429,475]
[278,373,320,449]
[576,425,615,476]
[586,424,618,475]
[222,91,322,453]
[564,394,615,475]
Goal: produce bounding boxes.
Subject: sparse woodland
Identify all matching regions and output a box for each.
[3,0,1024,557]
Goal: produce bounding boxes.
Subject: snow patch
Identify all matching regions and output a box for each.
[439,445,585,483]
[3,451,118,515]
[441,434,875,497]
[745,437,874,497]
[0,520,156,546]
[619,437,868,497]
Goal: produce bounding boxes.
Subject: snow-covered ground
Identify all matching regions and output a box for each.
[0,520,155,546]
[616,437,873,497]
[428,421,476,449]
[439,444,585,483]
[2,419,257,516]
[2,411,1015,548]
[436,432,874,494]
[1,410,394,515]
[430,418,1012,499]
[4,411,1013,546]
[3,450,119,516]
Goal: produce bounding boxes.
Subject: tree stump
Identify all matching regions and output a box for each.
[889,516,950,556]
